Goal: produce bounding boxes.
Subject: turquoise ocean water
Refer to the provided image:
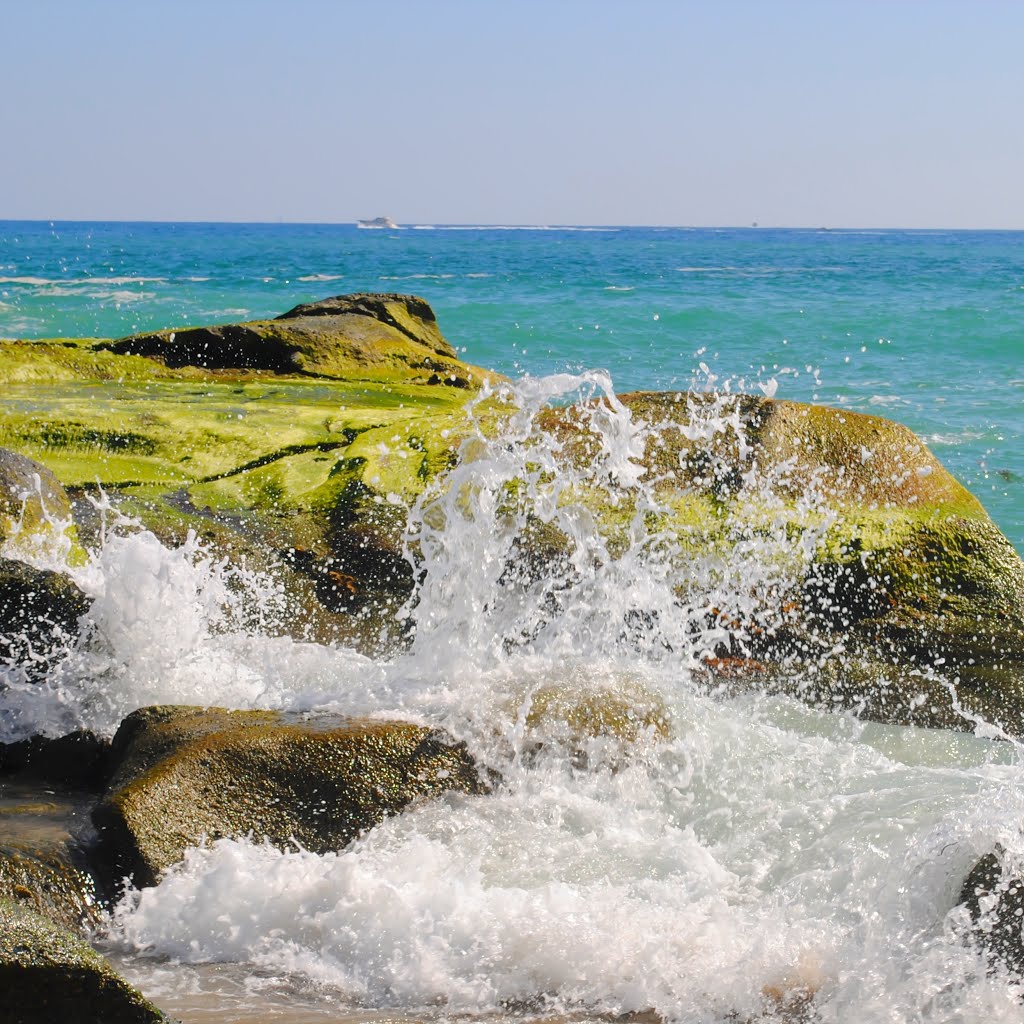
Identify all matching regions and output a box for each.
[3,220,1022,551]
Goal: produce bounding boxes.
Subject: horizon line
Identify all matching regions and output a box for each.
[2,217,1023,233]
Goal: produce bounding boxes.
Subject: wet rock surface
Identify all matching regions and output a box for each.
[0,896,170,1024]
[93,705,491,888]
[0,559,90,679]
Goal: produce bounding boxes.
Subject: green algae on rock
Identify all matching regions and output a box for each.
[0,295,495,638]
[0,448,85,566]
[93,706,491,888]
[0,897,170,1024]
[510,390,1024,734]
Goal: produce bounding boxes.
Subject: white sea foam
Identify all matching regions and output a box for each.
[297,274,345,282]
[379,274,455,281]
[0,275,165,286]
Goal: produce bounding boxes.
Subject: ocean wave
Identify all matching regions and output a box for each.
[378,274,455,281]
[604,285,635,292]
[0,275,166,287]
[297,274,344,282]
[676,266,847,275]
[35,286,152,303]
[200,308,250,319]
[410,225,621,233]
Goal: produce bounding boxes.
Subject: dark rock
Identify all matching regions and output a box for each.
[0,897,169,1023]
[107,292,466,380]
[0,731,111,789]
[0,560,90,679]
[93,706,491,888]
[959,849,1024,974]
[276,292,456,358]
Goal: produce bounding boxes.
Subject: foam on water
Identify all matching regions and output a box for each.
[4,371,1023,1020]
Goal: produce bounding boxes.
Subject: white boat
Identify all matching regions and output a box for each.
[357,216,399,229]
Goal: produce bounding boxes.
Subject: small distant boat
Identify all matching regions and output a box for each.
[357,216,399,230]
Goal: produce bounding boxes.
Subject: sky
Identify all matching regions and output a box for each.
[3,0,1022,229]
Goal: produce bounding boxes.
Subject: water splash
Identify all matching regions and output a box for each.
[3,373,1022,1020]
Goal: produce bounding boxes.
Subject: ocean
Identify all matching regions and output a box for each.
[2,221,1024,1022]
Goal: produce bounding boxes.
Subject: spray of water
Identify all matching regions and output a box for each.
[4,373,1023,1021]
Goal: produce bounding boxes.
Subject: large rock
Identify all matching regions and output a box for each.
[527,392,1024,733]
[105,292,474,384]
[92,706,490,888]
[0,296,491,649]
[0,897,169,1024]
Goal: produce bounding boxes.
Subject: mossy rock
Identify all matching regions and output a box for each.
[0,897,169,1023]
[0,296,497,644]
[93,706,491,888]
[104,292,484,386]
[526,392,1024,733]
[0,448,85,565]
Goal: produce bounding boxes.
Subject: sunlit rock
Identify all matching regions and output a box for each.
[0,447,84,565]
[93,705,491,888]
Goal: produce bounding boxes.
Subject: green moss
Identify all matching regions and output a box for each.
[0,897,169,1023]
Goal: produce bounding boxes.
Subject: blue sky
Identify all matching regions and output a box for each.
[4,0,1022,228]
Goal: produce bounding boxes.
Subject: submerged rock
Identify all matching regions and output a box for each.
[93,706,490,887]
[0,897,169,1024]
[0,789,102,933]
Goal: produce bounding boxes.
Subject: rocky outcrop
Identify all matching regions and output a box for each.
[3,297,1024,731]
[105,292,473,384]
[92,706,491,888]
[0,897,169,1023]
[527,391,1024,733]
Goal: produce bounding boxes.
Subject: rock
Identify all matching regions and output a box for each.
[93,706,491,888]
[0,559,90,680]
[0,296,491,652]
[0,785,102,933]
[0,731,110,788]
[0,448,84,565]
[0,897,169,1023]
[535,391,1024,734]
[105,292,473,384]
[958,849,1024,974]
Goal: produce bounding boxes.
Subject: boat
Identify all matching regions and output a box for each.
[357,216,399,229]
